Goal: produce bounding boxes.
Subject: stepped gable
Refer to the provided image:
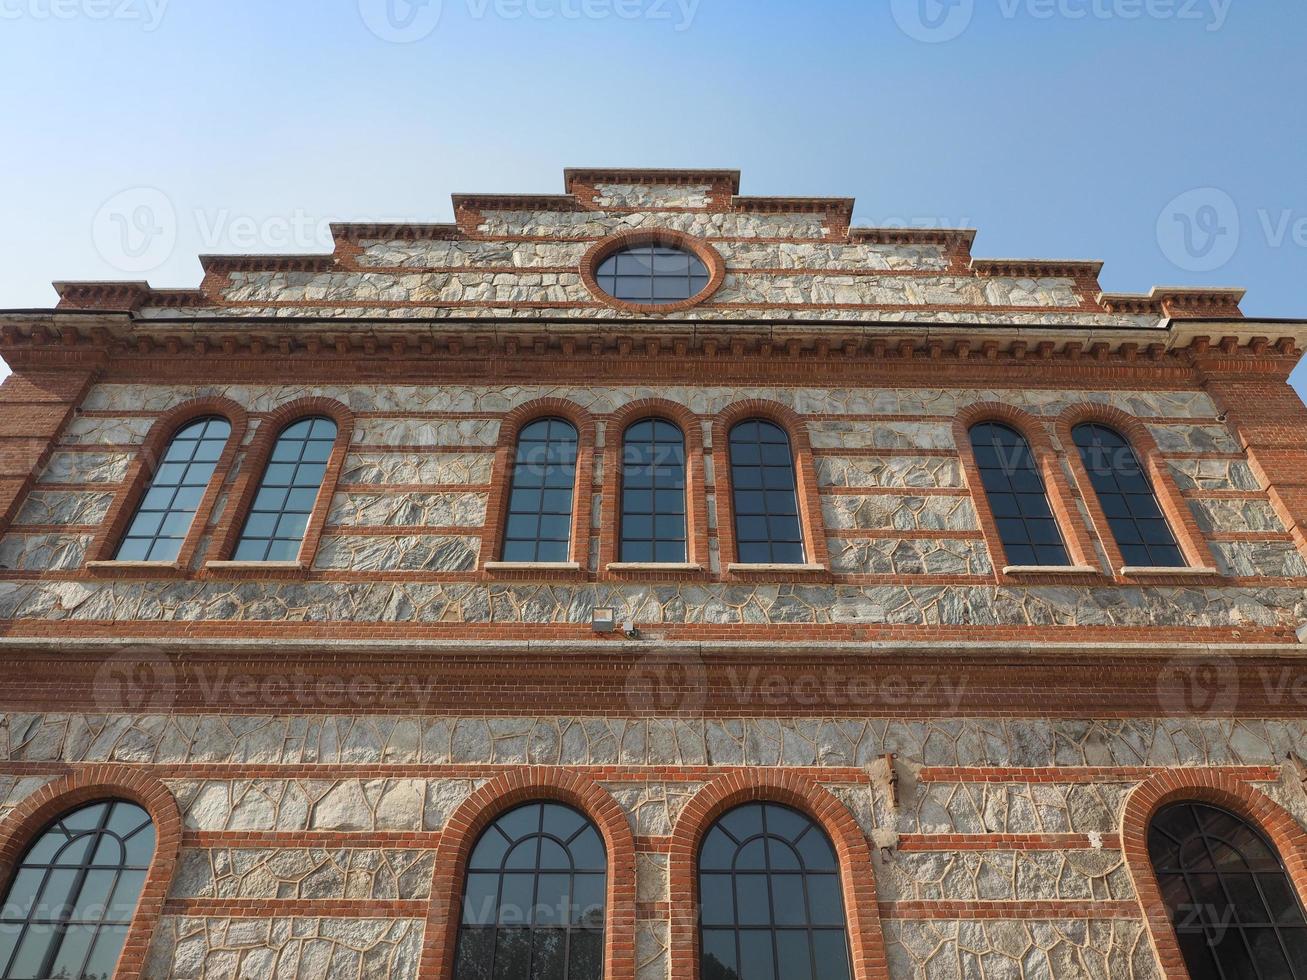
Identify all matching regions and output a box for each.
[49,167,1245,324]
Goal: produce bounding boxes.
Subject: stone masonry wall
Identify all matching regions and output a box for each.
[3,713,1306,978]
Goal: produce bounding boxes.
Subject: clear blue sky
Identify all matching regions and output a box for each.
[1,0,1304,391]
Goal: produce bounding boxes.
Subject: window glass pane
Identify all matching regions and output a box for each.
[969,423,1069,567]
[729,421,804,564]
[596,245,710,304]
[115,417,230,561]
[503,419,578,562]
[1073,423,1185,567]
[0,801,154,980]
[621,419,687,562]
[1149,801,1307,980]
[232,417,337,563]
[697,803,852,980]
[454,802,607,980]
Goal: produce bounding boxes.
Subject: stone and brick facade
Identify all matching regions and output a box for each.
[1,167,1306,978]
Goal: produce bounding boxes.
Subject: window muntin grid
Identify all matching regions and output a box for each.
[620,419,687,563]
[1148,801,1307,979]
[114,417,231,562]
[1072,422,1185,567]
[594,245,710,305]
[233,417,338,562]
[0,799,155,980]
[454,802,607,980]
[503,418,578,563]
[698,802,853,980]
[729,420,805,565]
[969,422,1070,567]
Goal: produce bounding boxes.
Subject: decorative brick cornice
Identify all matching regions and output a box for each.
[450,193,582,212]
[970,258,1104,279]
[199,254,337,275]
[54,281,151,312]
[564,167,742,195]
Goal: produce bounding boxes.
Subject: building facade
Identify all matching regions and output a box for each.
[0,168,1306,978]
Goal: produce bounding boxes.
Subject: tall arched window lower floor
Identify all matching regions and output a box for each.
[0,768,182,980]
[1124,771,1307,980]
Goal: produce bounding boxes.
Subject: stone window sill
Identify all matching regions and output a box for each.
[1003,565,1100,576]
[1120,565,1219,577]
[205,561,307,575]
[727,563,828,575]
[607,562,703,572]
[484,561,582,572]
[482,561,586,580]
[84,560,184,577]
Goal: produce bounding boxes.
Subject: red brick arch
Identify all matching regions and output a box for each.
[86,395,249,570]
[713,399,830,571]
[0,765,183,980]
[1121,769,1307,980]
[954,401,1100,578]
[599,397,710,574]
[419,767,637,980]
[667,771,888,980]
[1056,403,1213,577]
[482,398,597,572]
[207,395,355,568]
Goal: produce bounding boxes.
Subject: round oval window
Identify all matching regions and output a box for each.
[595,245,711,305]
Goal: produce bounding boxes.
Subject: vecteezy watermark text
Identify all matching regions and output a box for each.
[892,0,1231,43]
[358,0,698,43]
[92,187,335,274]
[0,0,168,30]
[1157,187,1307,272]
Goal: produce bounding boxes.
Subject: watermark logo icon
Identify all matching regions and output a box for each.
[92,187,176,274]
[891,0,975,42]
[624,649,708,715]
[1157,187,1240,272]
[93,645,177,713]
[358,0,443,42]
[1157,655,1238,717]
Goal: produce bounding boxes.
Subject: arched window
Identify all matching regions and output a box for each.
[1072,422,1185,567]
[621,419,687,562]
[969,422,1070,567]
[503,419,578,563]
[1149,801,1307,978]
[0,799,155,978]
[698,802,851,980]
[115,416,230,561]
[233,417,338,562]
[728,420,804,564]
[454,802,606,980]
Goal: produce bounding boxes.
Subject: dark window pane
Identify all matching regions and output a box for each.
[455,928,495,980]
[116,417,230,561]
[454,802,607,980]
[0,801,153,980]
[729,421,804,564]
[621,419,688,562]
[1149,801,1307,980]
[1073,423,1185,567]
[596,245,710,304]
[969,423,1069,567]
[503,419,577,562]
[697,803,852,980]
